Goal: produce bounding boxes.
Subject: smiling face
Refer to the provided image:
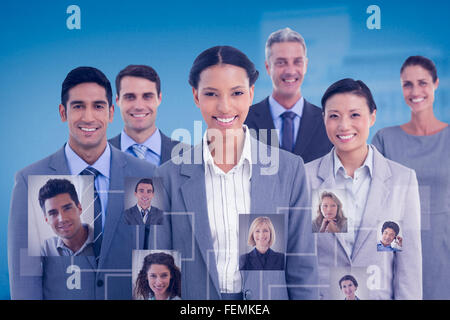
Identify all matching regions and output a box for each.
[147,264,171,300]
[59,82,114,156]
[400,65,439,115]
[193,64,254,135]
[253,222,271,251]
[265,41,308,106]
[320,196,338,220]
[340,280,357,299]
[324,93,376,157]
[44,193,83,240]
[135,182,154,210]
[116,76,161,138]
[381,227,397,246]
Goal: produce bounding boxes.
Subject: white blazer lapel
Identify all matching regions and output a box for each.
[351,148,391,260]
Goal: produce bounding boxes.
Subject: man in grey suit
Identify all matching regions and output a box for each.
[8,66,156,299]
[245,27,332,163]
[109,65,185,166]
[124,178,163,225]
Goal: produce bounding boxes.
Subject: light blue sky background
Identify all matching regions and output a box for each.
[1,0,449,299]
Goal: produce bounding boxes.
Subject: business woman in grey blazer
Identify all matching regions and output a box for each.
[151,46,318,300]
[305,79,422,299]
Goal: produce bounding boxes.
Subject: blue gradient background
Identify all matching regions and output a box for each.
[0,0,449,299]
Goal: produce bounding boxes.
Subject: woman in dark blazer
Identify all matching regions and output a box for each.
[239,216,285,270]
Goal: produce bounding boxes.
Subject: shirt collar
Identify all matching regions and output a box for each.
[333,145,374,178]
[202,125,252,176]
[268,95,304,120]
[65,143,111,179]
[121,128,162,156]
[56,223,94,254]
[137,204,151,213]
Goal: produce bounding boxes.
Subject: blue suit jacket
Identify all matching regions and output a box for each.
[108,130,186,165]
[8,144,156,299]
[151,137,318,300]
[239,248,285,271]
[244,97,332,163]
[305,147,422,299]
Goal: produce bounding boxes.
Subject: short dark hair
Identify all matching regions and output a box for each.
[339,274,358,289]
[381,221,400,236]
[321,78,377,113]
[400,55,438,83]
[188,45,259,89]
[115,65,161,96]
[61,66,112,107]
[135,178,154,193]
[38,179,80,215]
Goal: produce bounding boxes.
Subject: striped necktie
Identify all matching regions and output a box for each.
[80,166,103,259]
[131,144,148,160]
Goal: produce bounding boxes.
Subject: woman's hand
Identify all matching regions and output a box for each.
[319,219,330,233]
[325,220,340,233]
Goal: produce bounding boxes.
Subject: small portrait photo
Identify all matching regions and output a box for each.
[132,250,182,300]
[28,175,95,256]
[124,177,163,225]
[239,214,285,271]
[330,267,370,300]
[377,220,403,252]
[312,189,348,233]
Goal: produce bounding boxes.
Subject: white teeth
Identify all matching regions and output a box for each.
[216,117,235,123]
[132,114,147,118]
[81,127,96,132]
[412,98,424,103]
[338,134,354,140]
[284,79,296,83]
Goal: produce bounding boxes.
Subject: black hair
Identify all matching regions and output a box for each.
[321,78,377,113]
[116,65,161,96]
[61,66,112,107]
[381,221,400,236]
[400,55,438,83]
[38,179,80,215]
[339,274,358,289]
[188,45,259,89]
[135,178,154,193]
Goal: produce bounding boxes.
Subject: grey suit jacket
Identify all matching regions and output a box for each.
[151,137,318,300]
[244,97,333,163]
[124,205,163,225]
[109,130,186,165]
[305,147,422,299]
[8,144,156,299]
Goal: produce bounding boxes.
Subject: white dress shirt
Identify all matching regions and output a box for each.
[203,126,252,293]
[333,145,374,258]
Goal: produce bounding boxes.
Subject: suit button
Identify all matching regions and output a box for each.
[244,289,252,300]
[97,280,104,287]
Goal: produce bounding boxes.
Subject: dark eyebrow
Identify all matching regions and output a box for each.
[201,87,218,91]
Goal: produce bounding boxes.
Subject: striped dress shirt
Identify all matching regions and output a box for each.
[203,127,252,293]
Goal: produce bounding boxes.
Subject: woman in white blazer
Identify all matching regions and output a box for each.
[305,78,422,300]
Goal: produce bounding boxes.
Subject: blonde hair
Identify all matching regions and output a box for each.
[247,216,276,247]
[315,191,347,227]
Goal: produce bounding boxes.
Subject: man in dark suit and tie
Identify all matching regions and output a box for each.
[124,178,163,225]
[8,66,156,299]
[109,65,186,166]
[245,27,332,163]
